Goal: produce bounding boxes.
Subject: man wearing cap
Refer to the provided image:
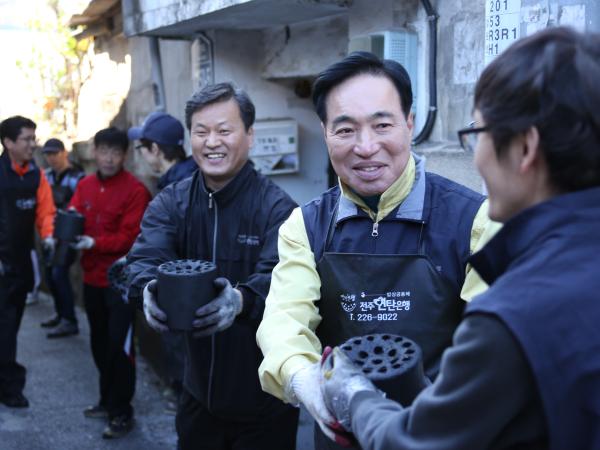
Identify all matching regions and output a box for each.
[129,112,197,190]
[0,115,56,408]
[40,138,85,338]
[128,112,196,413]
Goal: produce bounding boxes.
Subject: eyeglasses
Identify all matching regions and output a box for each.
[134,144,145,151]
[457,122,489,153]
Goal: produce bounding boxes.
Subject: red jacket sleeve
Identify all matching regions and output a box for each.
[93,183,150,254]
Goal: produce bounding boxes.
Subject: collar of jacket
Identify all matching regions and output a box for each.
[197,160,254,205]
[158,156,197,190]
[47,164,76,180]
[337,152,427,224]
[94,168,126,185]
[469,186,600,286]
[1,151,36,176]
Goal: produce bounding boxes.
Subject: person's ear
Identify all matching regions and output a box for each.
[406,112,414,135]
[519,126,541,174]
[150,142,161,155]
[246,126,254,149]
[2,137,14,149]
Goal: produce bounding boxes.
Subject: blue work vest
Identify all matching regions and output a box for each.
[302,156,485,301]
[467,186,600,450]
[302,156,484,377]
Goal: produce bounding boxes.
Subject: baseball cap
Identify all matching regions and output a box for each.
[41,138,65,153]
[128,112,184,147]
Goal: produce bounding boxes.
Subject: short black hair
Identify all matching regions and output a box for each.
[475,27,600,192]
[0,115,36,148]
[140,138,186,162]
[312,51,413,124]
[185,82,255,131]
[94,127,129,152]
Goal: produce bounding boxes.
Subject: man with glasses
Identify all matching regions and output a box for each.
[69,127,150,439]
[257,52,499,449]
[0,115,56,408]
[458,122,489,153]
[129,112,197,191]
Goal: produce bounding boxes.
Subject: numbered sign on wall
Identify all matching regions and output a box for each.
[485,0,521,65]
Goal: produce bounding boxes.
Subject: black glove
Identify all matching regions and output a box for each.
[321,346,382,432]
[192,278,242,338]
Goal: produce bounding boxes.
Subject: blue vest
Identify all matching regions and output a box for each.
[302,156,485,299]
[467,187,600,450]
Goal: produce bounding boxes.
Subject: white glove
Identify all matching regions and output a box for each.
[72,235,95,250]
[143,280,169,332]
[43,236,56,252]
[288,363,338,442]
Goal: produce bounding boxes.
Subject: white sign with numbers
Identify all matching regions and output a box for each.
[249,120,299,175]
[485,0,521,65]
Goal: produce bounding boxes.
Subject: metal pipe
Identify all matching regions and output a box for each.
[149,36,166,112]
[413,0,438,145]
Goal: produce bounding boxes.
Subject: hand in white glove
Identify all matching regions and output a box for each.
[71,235,95,250]
[321,346,381,433]
[288,356,354,447]
[192,278,242,338]
[43,236,56,252]
[143,280,169,332]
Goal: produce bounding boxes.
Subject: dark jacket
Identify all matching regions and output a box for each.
[349,314,547,450]
[127,161,297,420]
[157,156,197,191]
[468,186,600,450]
[46,164,85,209]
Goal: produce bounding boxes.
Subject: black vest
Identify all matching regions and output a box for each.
[301,160,485,376]
[0,152,40,271]
[467,187,600,449]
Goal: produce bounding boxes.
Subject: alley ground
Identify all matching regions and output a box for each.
[0,295,313,450]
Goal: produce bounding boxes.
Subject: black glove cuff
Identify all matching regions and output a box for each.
[237,286,254,318]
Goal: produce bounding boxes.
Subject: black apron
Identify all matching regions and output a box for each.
[314,207,464,450]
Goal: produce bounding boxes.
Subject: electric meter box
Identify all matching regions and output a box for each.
[348,30,418,111]
[249,119,299,175]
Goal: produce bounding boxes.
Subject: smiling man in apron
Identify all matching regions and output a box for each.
[257,52,498,449]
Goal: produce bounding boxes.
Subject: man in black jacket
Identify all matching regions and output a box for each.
[0,116,56,408]
[126,83,298,449]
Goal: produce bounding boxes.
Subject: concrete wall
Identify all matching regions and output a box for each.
[123,0,600,199]
[213,28,332,205]
[124,15,351,205]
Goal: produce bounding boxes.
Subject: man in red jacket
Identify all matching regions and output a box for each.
[69,127,150,439]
